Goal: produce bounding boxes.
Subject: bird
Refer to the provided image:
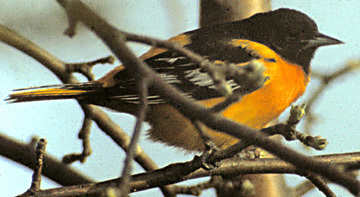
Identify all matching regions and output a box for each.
[7,8,342,152]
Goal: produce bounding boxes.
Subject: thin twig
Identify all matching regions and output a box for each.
[296,134,327,150]
[208,104,309,163]
[119,76,150,196]
[260,104,328,150]
[293,178,317,196]
[301,172,335,197]
[79,115,93,161]
[63,115,93,164]
[63,2,78,38]
[294,169,359,196]
[0,20,158,171]
[0,133,93,186]
[55,1,360,194]
[64,4,267,97]
[211,92,243,113]
[65,55,114,81]
[2,1,358,195]
[304,60,360,135]
[192,120,220,170]
[125,34,266,96]
[27,138,47,193]
[84,106,175,196]
[0,19,169,195]
[193,120,212,144]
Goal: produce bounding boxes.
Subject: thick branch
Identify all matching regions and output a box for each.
[56,1,360,195]
[17,152,360,196]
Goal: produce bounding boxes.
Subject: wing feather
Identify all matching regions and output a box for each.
[108,32,259,104]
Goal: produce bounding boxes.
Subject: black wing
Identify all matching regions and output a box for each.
[106,30,260,105]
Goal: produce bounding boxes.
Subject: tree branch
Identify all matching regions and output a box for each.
[0,133,93,186]
[304,60,360,135]
[26,139,47,194]
[63,114,92,164]
[17,152,360,196]
[0,18,165,194]
[119,76,151,196]
[55,1,360,195]
[125,33,266,96]
[65,55,114,81]
[301,172,335,197]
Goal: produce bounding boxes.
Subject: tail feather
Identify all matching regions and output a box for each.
[6,82,103,103]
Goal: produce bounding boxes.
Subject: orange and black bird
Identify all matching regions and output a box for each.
[7,8,342,151]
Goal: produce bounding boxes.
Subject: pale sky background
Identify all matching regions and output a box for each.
[0,1,360,196]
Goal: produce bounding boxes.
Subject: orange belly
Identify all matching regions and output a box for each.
[147,40,309,151]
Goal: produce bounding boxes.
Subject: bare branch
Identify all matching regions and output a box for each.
[301,172,335,197]
[54,1,360,194]
[120,76,150,196]
[26,139,47,194]
[17,152,360,196]
[78,115,93,160]
[293,178,317,196]
[304,60,360,135]
[261,104,328,150]
[0,19,163,193]
[125,33,266,96]
[63,115,93,164]
[0,133,93,186]
[65,55,114,81]
[294,170,359,196]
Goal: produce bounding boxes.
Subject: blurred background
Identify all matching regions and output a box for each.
[0,0,359,196]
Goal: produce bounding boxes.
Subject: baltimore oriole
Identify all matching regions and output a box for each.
[7,8,342,152]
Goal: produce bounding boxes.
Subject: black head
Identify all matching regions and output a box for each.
[240,8,343,74]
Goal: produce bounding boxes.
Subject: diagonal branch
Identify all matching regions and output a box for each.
[0,19,160,185]
[125,33,266,96]
[301,172,335,197]
[56,0,360,195]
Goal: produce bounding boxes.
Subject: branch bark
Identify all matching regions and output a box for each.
[0,23,158,173]
[16,152,360,196]
[55,1,360,195]
[0,133,93,186]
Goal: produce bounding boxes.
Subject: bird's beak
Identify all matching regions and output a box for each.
[306,33,344,48]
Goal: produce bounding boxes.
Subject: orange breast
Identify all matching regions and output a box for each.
[200,43,309,129]
[149,39,309,151]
